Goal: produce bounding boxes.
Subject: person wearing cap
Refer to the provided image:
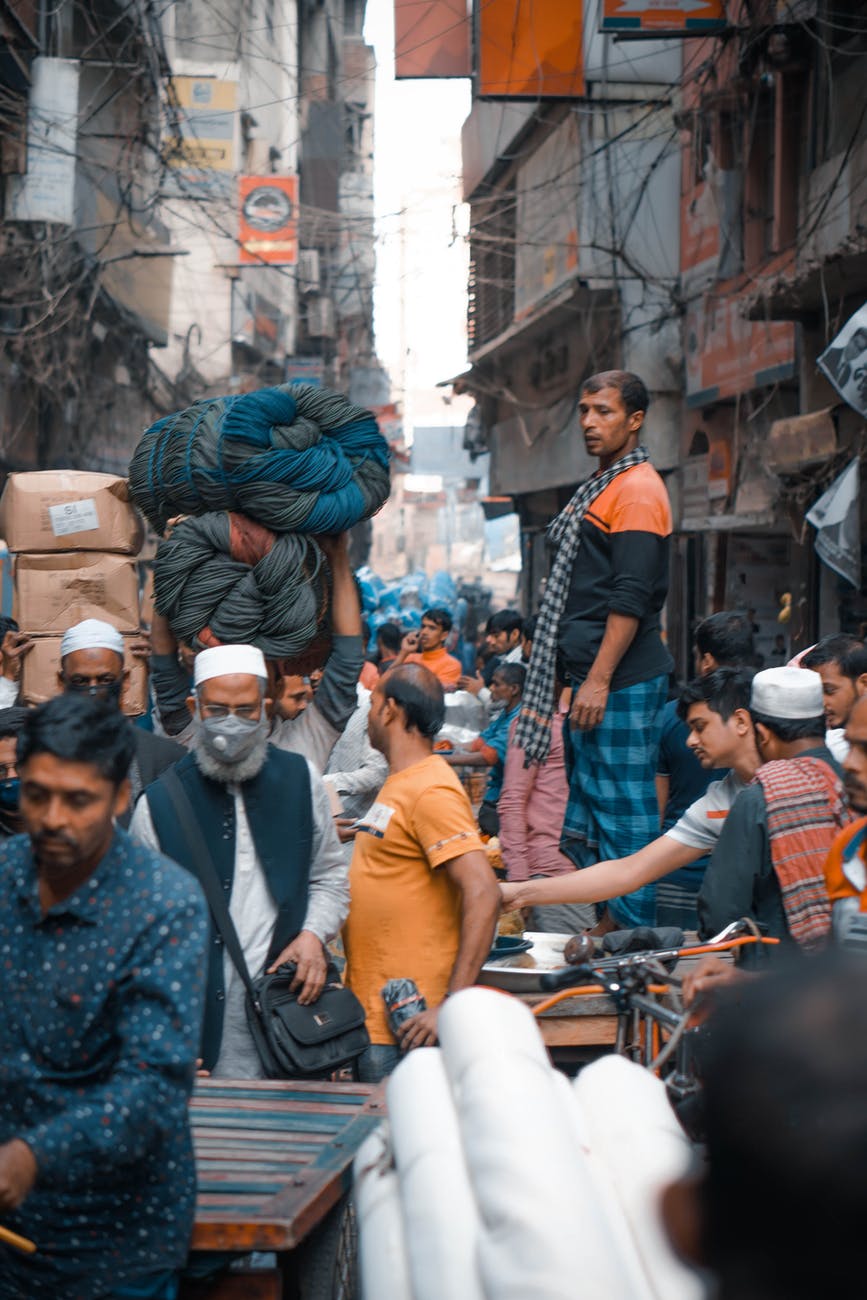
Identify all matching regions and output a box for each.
[697,666,853,949]
[0,707,28,838]
[58,619,185,826]
[148,531,364,774]
[129,644,349,1077]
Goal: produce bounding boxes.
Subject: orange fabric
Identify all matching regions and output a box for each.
[404,646,462,686]
[343,754,485,1044]
[359,661,379,691]
[584,461,672,537]
[824,816,867,909]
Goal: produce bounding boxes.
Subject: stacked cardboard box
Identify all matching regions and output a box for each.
[0,472,147,714]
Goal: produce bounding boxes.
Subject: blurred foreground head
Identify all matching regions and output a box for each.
[664,952,867,1298]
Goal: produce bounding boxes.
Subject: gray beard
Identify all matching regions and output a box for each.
[192,732,271,785]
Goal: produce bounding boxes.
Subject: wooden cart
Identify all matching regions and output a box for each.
[180,1078,385,1300]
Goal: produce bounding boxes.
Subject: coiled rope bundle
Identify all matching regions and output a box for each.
[153,511,329,658]
[129,383,390,535]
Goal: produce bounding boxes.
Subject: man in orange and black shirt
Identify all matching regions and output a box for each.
[557,371,673,932]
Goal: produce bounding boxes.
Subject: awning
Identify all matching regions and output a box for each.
[746,251,867,321]
[481,495,514,520]
[679,510,778,533]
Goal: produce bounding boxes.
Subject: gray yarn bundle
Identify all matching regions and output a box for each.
[153,511,329,658]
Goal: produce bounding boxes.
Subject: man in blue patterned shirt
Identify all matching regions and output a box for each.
[0,694,208,1300]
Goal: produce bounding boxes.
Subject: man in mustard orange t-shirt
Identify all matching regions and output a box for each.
[343,665,500,1083]
[393,607,462,689]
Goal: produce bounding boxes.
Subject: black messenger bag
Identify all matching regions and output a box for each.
[162,768,369,1079]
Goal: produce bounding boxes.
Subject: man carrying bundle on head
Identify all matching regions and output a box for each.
[149,531,364,774]
[131,643,349,1077]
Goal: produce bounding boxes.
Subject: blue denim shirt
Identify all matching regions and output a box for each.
[480,703,522,804]
[0,828,208,1300]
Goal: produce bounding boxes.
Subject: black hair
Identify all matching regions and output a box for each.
[697,953,867,1299]
[487,609,523,638]
[423,607,453,634]
[676,668,754,723]
[18,694,134,786]
[581,370,649,417]
[694,612,756,667]
[381,665,445,738]
[522,614,538,642]
[376,622,402,654]
[841,645,867,682]
[801,633,863,672]
[0,707,29,743]
[492,662,526,691]
[0,615,19,642]
[750,710,826,743]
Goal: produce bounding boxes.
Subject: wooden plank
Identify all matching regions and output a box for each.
[190,1081,385,1252]
[534,1015,618,1047]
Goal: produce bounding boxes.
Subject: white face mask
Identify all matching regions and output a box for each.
[197,712,269,764]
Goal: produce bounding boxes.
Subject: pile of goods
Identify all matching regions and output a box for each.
[0,471,147,713]
[128,383,390,660]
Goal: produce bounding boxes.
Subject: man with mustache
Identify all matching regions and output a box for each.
[57,619,185,824]
[0,694,208,1299]
[130,643,349,1077]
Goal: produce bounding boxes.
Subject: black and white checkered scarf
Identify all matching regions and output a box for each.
[514,445,649,764]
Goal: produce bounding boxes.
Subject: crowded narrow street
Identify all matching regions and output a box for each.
[0,1,866,1298]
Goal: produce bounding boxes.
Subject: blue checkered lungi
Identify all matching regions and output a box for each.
[561,673,668,928]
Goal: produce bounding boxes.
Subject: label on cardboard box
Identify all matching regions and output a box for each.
[48,499,100,537]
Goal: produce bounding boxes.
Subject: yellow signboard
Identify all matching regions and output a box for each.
[164,77,237,175]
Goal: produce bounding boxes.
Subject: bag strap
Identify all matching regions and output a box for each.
[161,766,259,1007]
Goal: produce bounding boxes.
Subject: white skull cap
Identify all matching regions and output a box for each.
[750,666,824,720]
[194,644,267,686]
[60,619,124,659]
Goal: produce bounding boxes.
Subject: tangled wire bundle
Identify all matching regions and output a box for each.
[129,384,391,534]
[153,512,330,659]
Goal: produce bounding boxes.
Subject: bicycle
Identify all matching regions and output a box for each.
[532,919,779,1109]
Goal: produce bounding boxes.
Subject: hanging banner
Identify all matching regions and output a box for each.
[601,1,726,33]
[477,0,584,99]
[238,175,298,265]
[818,302,867,419]
[394,0,471,78]
[5,57,80,225]
[806,458,861,590]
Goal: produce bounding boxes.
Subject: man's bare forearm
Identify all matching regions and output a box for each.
[445,853,500,994]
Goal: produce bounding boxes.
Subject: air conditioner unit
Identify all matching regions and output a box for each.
[307,295,335,339]
[298,249,321,294]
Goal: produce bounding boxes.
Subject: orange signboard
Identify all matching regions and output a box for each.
[238,176,298,266]
[602,1,725,33]
[394,0,471,78]
[685,294,795,407]
[477,0,584,99]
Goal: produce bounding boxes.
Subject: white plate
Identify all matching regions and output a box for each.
[478,932,577,992]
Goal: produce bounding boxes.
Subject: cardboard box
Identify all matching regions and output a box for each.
[21,636,148,716]
[15,553,141,634]
[0,471,144,555]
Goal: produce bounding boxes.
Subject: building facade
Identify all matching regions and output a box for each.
[0,0,383,481]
